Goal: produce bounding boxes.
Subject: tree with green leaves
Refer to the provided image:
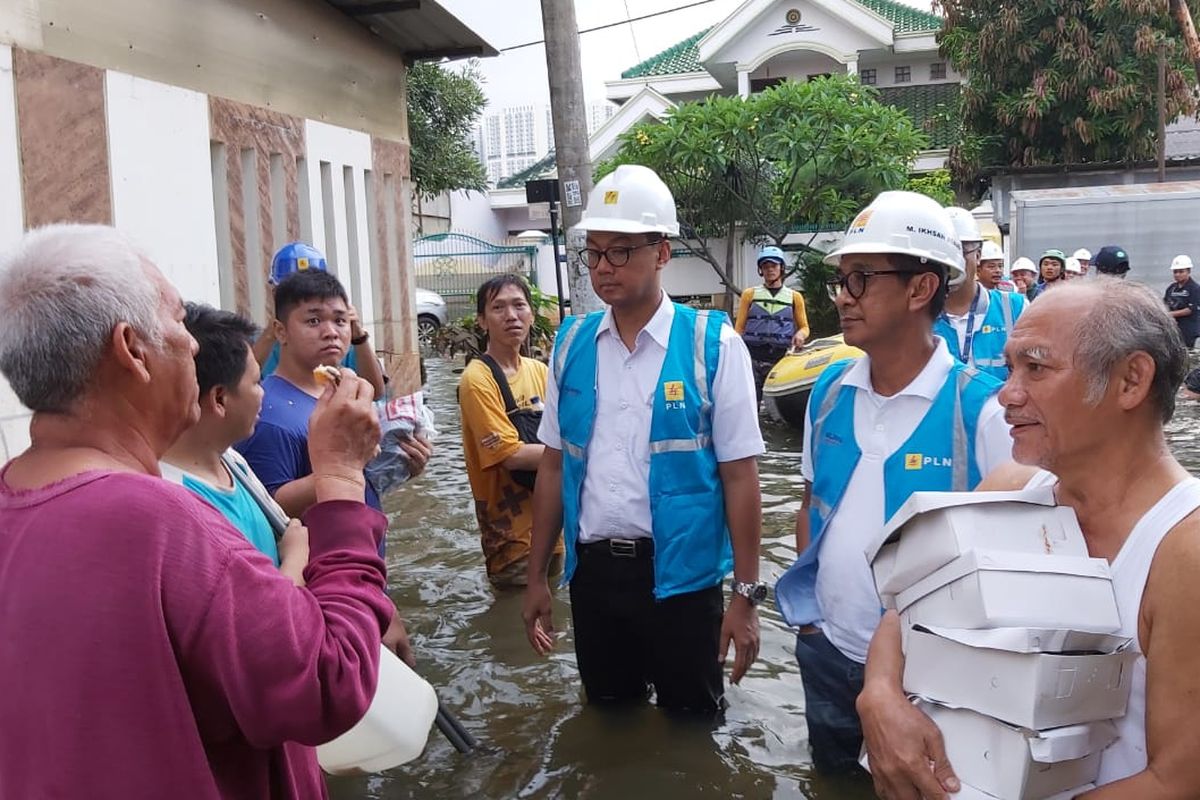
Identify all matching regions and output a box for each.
[406,60,488,200]
[939,0,1200,185]
[597,75,928,304]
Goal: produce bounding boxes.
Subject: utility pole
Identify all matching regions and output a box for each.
[1158,42,1167,182]
[540,0,601,314]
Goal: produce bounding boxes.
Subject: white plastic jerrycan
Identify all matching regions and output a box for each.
[317,643,439,774]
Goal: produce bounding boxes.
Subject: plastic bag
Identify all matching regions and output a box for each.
[365,391,438,497]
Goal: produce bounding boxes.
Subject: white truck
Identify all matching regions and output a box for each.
[1008,180,1200,285]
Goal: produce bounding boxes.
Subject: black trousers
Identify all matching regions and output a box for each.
[568,539,725,714]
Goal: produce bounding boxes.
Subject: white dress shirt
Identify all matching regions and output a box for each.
[540,292,765,542]
[800,337,1012,663]
[942,283,990,357]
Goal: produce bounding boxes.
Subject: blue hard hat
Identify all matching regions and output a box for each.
[757,245,786,265]
[270,242,327,285]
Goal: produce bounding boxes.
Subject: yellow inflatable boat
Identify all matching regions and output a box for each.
[762,334,864,429]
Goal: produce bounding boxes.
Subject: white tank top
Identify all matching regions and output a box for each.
[1024,470,1200,784]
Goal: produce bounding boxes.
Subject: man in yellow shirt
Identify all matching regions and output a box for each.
[734,245,810,399]
[459,275,564,586]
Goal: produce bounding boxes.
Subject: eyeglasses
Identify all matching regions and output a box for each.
[825,269,919,302]
[577,239,662,270]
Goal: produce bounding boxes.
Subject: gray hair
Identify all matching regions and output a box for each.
[0,224,162,413]
[1072,278,1187,423]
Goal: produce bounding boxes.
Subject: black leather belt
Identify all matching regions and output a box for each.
[578,538,654,558]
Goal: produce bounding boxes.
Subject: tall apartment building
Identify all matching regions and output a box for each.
[473,102,616,185]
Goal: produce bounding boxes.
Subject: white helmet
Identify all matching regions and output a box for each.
[980,240,1005,263]
[1010,257,1037,275]
[1073,248,1092,261]
[1065,257,1082,274]
[1172,254,1194,272]
[825,191,964,281]
[574,164,679,236]
[944,206,983,244]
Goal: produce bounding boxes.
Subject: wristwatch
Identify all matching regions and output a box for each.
[731,580,769,606]
[350,332,369,346]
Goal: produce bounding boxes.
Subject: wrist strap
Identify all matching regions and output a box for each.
[351,333,369,345]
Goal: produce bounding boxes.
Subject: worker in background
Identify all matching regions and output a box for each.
[1064,257,1083,280]
[935,208,1026,380]
[734,245,810,401]
[1035,248,1067,296]
[1010,257,1039,301]
[1164,254,1200,349]
[774,192,1012,774]
[253,242,386,400]
[1073,247,1092,277]
[976,240,1014,292]
[1094,245,1132,278]
[523,164,765,715]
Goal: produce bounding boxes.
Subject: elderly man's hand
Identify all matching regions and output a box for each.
[382,605,415,667]
[308,369,380,501]
[857,682,959,800]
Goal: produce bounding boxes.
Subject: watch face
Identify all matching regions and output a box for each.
[751,584,769,603]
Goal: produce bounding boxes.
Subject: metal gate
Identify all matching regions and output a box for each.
[412,232,538,321]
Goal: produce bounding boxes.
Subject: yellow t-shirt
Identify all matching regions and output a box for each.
[458,355,562,576]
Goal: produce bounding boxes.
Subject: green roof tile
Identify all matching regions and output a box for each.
[877,82,960,149]
[495,150,558,189]
[852,0,941,34]
[620,28,711,79]
[619,3,942,80]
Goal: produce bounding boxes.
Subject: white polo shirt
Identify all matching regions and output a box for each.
[539,292,765,542]
[800,337,1012,663]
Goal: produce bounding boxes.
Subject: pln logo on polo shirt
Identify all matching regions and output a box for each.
[904,453,953,470]
[663,380,685,410]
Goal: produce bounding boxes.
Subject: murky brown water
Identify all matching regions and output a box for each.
[328,356,1200,800]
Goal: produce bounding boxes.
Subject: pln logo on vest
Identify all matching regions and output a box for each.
[904,453,953,470]
[663,380,686,410]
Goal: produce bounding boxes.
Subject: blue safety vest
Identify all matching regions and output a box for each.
[932,287,1025,380]
[775,354,1001,626]
[553,303,733,600]
[742,285,797,349]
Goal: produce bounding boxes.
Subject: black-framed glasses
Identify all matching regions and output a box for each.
[577,239,662,270]
[825,270,919,302]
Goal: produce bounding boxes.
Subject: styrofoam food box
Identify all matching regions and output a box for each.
[896,550,1120,634]
[951,782,1096,800]
[867,489,1087,598]
[904,626,1136,730]
[920,701,1116,799]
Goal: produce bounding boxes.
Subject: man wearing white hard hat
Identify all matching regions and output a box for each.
[975,240,1012,291]
[1010,257,1039,300]
[1164,254,1200,348]
[522,164,765,714]
[774,191,1013,773]
[1064,256,1083,279]
[934,207,1027,381]
[735,244,811,400]
[1073,247,1093,276]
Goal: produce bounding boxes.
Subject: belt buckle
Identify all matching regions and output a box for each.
[609,538,637,558]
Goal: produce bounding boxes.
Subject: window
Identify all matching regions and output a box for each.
[895,65,911,84]
[749,76,786,93]
[930,62,947,80]
[860,68,876,85]
[807,72,832,82]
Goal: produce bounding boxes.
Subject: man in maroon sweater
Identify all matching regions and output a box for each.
[0,224,396,798]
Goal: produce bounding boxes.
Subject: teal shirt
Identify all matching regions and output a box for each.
[261,342,358,378]
[160,460,281,566]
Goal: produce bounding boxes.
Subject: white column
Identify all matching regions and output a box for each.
[845,57,859,76]
[737,68,751,99]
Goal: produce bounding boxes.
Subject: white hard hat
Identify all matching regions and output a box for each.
[1011,257,1037,275]
[1172,254,1194,272]
[825,191,964,281]
[1065,257,1082,274]
[1073,248,1092,261]
[944,206,983,244]
[980,240,1005,263]
[575,164,679,236]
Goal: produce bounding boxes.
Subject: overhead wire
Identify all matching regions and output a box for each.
[498,0,717,52]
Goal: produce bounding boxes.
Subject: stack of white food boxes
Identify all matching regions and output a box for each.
[864,487,1138,800]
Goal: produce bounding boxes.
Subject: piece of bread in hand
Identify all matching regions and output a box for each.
[313,365,342,386]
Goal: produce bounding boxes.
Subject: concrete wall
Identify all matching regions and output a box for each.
[0,44,26,461]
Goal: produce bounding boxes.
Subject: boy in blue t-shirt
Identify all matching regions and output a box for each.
[161,303,308,585]
[235,270,431,553]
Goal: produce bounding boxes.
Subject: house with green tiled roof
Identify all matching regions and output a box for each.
[605,0,958,169]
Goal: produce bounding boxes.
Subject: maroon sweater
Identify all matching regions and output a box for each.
[0,469,395,798]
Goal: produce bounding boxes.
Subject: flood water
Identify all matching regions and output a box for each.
[328,356,1200,800]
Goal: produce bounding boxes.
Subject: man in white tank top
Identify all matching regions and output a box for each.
[855,279,1200,798]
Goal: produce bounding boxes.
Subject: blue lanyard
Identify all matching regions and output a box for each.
[943,285,982,363]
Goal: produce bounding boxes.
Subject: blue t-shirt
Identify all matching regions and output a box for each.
[261,342,357,379]
[236,375,382,517]
[160,458,280,566]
